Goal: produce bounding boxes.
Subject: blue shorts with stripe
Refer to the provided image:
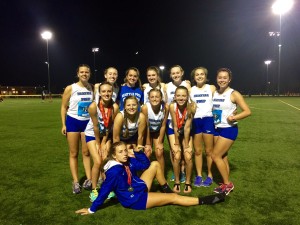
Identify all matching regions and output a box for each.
[214,126,238,141]
[66,115,89,133]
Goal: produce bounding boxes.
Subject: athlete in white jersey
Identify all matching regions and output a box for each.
[164,65,191,184]
[113,96,147,153]
[84,82,119,201]
[94,67,119,102]
[169,86,196,194]
[143,66,166,104]
[141,89,169,174]
[211,68,251,196]
[190,67,216,187]
[61,64,94,194]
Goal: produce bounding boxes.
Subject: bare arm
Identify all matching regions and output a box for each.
[158,104,169,144]
[113,112,123,143]
[61,85,72,136]
[137,112,147,146]
[228,91,251,122]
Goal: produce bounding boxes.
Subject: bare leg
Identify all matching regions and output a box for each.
[81,132,91,180]
[211,137,234,184]
[183,138,193,193]
[67,132,81,183]
[193,133,203,177]
[86,140,101,189]
[140,161,167,190]
[203,133,214,178]
[168,134,181,192]
[153,137,165,175]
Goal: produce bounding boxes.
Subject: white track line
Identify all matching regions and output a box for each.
[278,100,300,111]
[250,107,284,112]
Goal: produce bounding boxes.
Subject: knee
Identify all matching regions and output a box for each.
[150,161,160,170]
[184,151,193,161]
[69,150,79,158]
[194,148,202,156]
[155,147,164,158]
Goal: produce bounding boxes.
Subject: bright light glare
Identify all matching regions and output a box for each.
[272,0,294,15]
[41,31,52,40]
[264,60,272,65]
[92,47,99,52]
[159,65,165,70]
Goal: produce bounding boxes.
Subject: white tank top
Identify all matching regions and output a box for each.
[143,83,165,104]
[120,111,139,140]
[95,85,119,102]
[212,88,237,128]
[166,81,188,119]
[169,103,188,131]
[146,102,165,132]
[84,98,113,137]
[67,83,93,121]
[190,84,213,118]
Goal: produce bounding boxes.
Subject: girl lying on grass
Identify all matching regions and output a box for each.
[76,141,225,215]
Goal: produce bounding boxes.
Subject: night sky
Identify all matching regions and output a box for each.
[1,0,300,94]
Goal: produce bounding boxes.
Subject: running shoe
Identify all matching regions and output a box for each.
[170,172,175,181]
[107,191,116,199]
[180,172,186,183]
[224,182,234,195]
[202,177,213,187]
[82,179,92,190]
[193,176,203,187]
[89,189,98,202]
[213,183,226,194]
[72,182,81,194]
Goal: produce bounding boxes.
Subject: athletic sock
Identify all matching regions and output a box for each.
[161,183,173,193]
[198,193,226,205]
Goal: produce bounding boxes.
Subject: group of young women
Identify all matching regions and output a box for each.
[61,64,251,214]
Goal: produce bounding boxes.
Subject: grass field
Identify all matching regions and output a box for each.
[0,97,299,225]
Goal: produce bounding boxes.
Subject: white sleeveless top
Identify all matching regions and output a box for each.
[84,98,112,137]
[143,83,165,104]
[190,84,213,118]
[212,88,237,128]
[67,83,93,121]
[169,103,188,131]
[120,111,139,140]
[146,102,165,132]
[166,81,188,119]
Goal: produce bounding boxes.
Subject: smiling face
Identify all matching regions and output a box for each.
[126,69,139,87]
[112,143,128,163]
[99,83,113,102]
[216,71,231,89]
[77,66,90,83]
[124,97,138,116]
[170,66,183,83]
[149,89,162,107]
[194,68,207,86]
[147,69,159,85]
[104,67,118,84]
[174,87,188,107]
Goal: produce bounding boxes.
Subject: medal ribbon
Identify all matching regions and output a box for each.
[124,164,132,189]
[99,101,112,128]
[175,106,187,129]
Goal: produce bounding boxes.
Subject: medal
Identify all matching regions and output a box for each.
[99,100,112,130]
[128,186,134,192]
[124,164,133,192]
[175,106,187,134]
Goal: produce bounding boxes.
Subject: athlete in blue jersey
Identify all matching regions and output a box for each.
[75,142,225,214]
[117,67,144,111]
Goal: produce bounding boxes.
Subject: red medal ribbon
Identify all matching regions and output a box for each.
[99,101,112,128]
[124,164,132,190]
[175,106,187,129]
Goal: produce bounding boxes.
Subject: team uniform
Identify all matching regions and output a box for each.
[190,84,215,135]
[145,102,165,133]
[212,88,238,140]
[165,81,188,135]
[143,83,165,104]
[84,97,113,143]
[66,83,93,132]
[119,111,140,142]
[117,85,144,111]
[89,151,150,212]
[168,102,188,136]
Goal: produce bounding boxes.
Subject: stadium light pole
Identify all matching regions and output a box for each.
[41,31,52,94]
[159,65,165,81]
[272,0,294,96]
[92,47,99,84]
[264,60,272,95]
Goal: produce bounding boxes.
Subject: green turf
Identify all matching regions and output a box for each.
[0,97,299,225]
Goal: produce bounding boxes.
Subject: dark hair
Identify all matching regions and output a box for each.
[76,64,90,73]
[217,68,232,80]
[100,141,126,172]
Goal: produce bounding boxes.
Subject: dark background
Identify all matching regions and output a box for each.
[1,0,299,94]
